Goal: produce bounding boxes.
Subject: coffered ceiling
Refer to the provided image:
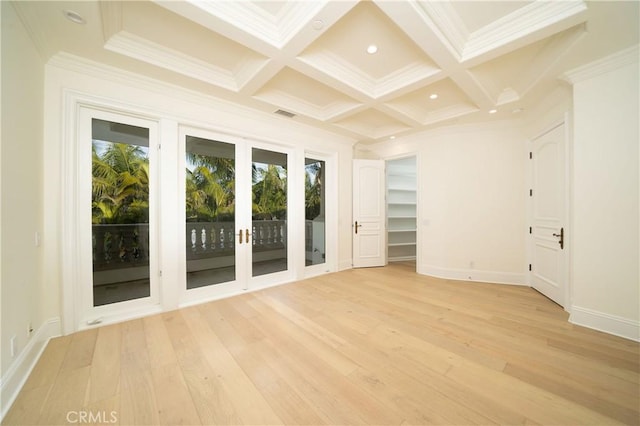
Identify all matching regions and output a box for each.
[11,0,639,144]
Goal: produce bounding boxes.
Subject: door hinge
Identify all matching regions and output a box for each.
[159,270,163,277]
[158,144,161,151]
[529,226,532,234]
[529,152,532,159]
[529,189,533,197]
[528,264,532,271]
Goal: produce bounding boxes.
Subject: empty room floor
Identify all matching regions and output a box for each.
[4,263,639,425]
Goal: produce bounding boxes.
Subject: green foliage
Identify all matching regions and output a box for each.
[92,142,149,224]
[92,144,321,224]
[185,153,235,222]
[252,164,287,220]
[305,161,322,220]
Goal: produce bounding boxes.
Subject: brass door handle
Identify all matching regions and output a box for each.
[246,228,251,244]
[238,229,243,244]
[354,221,361,234]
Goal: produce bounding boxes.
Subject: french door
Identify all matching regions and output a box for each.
[77,110,293,325]
[77,108,161,325]
[179,127,293,305]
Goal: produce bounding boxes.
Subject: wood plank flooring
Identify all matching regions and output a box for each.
[4,262,639,425]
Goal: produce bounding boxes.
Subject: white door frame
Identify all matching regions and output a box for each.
[527,115,571,309]
[67,105,163,332]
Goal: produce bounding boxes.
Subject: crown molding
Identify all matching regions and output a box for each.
[297,51,377,98]
[45,52,357,146]
[187,0,325,49]
[415,1,468,59]
[99,1,122,42]
[560,44,639,85]
[375,62,441,99]
[104,31,239,91]
[462,1,588,62]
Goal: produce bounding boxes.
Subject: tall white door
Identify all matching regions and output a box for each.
[77,107,161,326]
[179,128,293,306]
[353,159,386,267]
[530,123,567,306]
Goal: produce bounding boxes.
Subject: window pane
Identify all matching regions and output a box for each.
[305,158,325,266]
[252,148,287,277]
[91,119,150,306]
[185,136,236,289]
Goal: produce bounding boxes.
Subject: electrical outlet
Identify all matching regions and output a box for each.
[10,336,17,358]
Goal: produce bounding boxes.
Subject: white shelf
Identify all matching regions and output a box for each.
[386,156,417,262]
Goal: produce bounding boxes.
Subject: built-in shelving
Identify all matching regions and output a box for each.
[386,156,416,262]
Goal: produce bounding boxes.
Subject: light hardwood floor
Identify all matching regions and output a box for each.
[4,262,639,425]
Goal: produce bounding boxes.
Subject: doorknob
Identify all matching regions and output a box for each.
[246,228,251,244]
[238,229,243,244]
[552,227,564,250]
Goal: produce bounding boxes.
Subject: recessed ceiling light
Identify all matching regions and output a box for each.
[63,10,86,25]
[512,107,524,114]
[489,109,498,114]
[312,19,324,30]
[390,136,396,140]
[367,44,378,54]
[429,93,438,100]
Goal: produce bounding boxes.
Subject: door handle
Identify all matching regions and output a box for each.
[238,229,243,244]
[246,228,251,244]
[552,227,564,250]
[354,221,361,234]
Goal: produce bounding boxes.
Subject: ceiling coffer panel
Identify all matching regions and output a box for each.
[253,67,362,121]
[104,1,270,91]
[297,1,441,99]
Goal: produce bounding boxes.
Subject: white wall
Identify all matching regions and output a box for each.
[369,122,527,285]
[569,51,639,340]
[1,2,48,417]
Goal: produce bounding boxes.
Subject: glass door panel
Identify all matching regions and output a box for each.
[91,118,151,306]
[251,148,288,277]
[305,157,326,266]
[185,136,236,289]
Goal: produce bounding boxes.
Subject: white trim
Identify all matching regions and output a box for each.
[561,44,639,85]
[569,306,640,342]
[0,318,61,421]
[418,264,526,286]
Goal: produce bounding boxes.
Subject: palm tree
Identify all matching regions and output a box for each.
[92,142,149,224]
[305,161,322,220]
[185,154,235,222]
[252,164,287,220]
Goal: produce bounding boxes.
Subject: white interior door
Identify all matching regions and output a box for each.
[353,159,386,267]
[530,123,567,306]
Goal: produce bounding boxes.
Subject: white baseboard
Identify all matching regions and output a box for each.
[569,306,640,342]
[417,264,526,286]
[0,317,61,421]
